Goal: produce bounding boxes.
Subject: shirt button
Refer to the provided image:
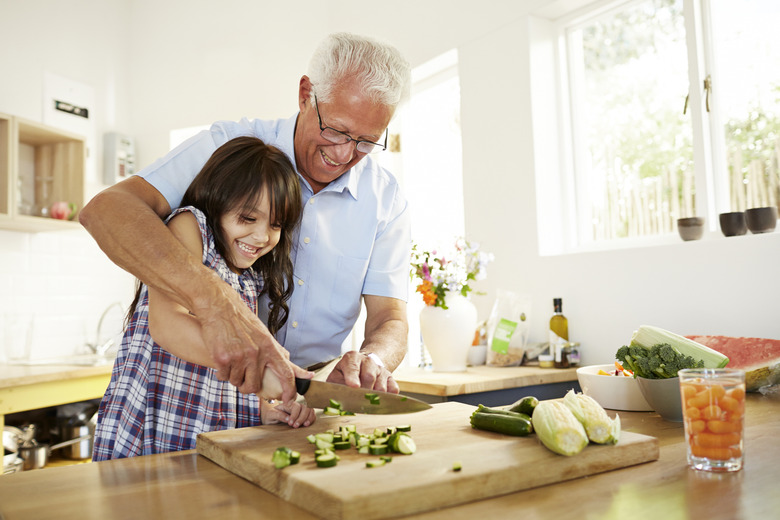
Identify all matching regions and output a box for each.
[292,321,299,328]
[309,198,315,205]
[303,237,311,244]
[298,279,304,286]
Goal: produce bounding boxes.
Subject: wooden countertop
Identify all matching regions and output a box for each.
[393,365,578,397]
[0,362,113,390]
[1,391,777,520]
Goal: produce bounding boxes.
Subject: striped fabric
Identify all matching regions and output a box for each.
[93,206,262,460]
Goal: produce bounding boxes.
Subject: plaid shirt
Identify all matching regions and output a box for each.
[93,207,261,460]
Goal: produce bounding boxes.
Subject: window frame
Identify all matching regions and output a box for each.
[547,0,735,253]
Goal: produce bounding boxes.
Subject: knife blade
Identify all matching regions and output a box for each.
[295,378,432,415]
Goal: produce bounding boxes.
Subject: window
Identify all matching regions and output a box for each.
[557,0,780,249]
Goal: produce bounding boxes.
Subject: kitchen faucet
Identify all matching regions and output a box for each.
[86,301,124,357]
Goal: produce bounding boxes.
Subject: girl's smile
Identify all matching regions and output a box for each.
[221,186,281,273]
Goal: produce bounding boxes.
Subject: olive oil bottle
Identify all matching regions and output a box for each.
[549,298,570,368]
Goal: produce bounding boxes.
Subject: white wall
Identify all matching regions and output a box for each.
[1,0,777,365]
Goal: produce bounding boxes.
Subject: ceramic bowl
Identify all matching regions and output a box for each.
[677,217,704,241]
[745,206,778,234]
[719,212,747,237]
[635,376,683,422]
[576,364,652,411]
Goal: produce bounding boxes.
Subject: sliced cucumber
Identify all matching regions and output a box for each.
[388,432,417,455]
[316,453,338,468]
[369,444,389,455]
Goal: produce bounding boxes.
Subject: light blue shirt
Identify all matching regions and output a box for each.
[139,114,410,368]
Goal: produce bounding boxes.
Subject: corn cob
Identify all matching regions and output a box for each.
[531,400,588,456]
[563,390,620,445]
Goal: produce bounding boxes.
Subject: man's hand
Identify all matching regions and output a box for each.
[195,274,311,404]
[326,350,400,393]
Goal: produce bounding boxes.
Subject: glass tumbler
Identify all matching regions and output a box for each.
[679,368,746,472]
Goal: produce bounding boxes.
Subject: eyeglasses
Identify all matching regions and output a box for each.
[313,94,387,154]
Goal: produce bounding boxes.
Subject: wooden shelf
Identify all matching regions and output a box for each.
[0,112,86,232]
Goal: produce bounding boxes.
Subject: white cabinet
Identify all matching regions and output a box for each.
[0,113,85,232]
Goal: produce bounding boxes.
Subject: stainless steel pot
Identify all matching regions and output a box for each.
[60,424,93,459]
[17,434,92,471]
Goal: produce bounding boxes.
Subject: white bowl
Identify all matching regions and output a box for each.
[576,364,653,411]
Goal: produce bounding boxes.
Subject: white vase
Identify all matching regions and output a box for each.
[419,291,478,372]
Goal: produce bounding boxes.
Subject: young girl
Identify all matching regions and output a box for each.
[93,136,315,460]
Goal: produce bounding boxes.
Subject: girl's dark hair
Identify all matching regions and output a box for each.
[127,136,302,336]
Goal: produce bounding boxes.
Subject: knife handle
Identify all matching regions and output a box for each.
[295,377,311,395]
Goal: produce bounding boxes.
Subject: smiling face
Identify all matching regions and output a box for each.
[294,76,394,193]
[220,186,281,273]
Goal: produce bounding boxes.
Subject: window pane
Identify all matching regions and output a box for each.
[711,0,780,213]
[569,0,692,242]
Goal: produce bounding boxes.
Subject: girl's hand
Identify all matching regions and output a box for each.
[261,399,317,428]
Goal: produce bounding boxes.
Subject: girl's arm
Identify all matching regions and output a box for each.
[146,211,214,367]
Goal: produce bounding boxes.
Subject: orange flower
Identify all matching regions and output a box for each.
[416,280,438,306]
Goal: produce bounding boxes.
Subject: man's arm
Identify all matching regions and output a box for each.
[326,294,408,393]
[79,176,308,403]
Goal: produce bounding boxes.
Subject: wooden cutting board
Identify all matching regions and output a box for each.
[197,401,659,520]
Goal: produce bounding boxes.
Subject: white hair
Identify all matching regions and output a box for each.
[308,33,411,108]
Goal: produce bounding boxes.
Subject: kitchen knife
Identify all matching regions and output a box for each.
[295,378,432,415]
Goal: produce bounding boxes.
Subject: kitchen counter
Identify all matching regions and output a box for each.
[0,363,113,431]
[1,391,777,520]
[393,364,580,404]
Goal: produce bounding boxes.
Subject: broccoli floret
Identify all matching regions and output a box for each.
[615,342,704,379]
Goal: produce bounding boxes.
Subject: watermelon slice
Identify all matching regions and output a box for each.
[685,335,780,392]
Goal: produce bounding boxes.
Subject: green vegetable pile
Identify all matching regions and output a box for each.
[616,343,704,379]
[615,325,729,379]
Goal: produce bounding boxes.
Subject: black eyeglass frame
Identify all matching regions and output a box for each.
[313,94,388,154]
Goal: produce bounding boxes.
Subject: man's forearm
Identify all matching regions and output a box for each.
[79,179,219,313]
[360,296,409,372]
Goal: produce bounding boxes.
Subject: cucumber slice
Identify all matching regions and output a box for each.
[369,444,389,455]
[366,459,386,468]
[333,441,351,450]
[315,432,334,443]
[315,438,334,451]
[389,432,416,455]
[396,425,412,432]
[316,453,338,468]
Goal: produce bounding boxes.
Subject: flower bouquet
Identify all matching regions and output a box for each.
[410,237,494,309]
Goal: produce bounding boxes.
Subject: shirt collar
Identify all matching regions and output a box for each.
[287,112,360,200]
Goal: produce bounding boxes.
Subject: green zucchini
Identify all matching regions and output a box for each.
[475,404,531,422]
[470,411,533,436]
[508,396,539,417]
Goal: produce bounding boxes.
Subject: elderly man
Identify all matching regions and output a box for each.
[80,33,412,408]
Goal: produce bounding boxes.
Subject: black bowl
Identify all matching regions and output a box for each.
[719,212,747,237]
[745,206,778,234]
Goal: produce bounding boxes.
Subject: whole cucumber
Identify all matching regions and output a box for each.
[470,411,533,436]
[475,404,531,421]
[508,396,539,417]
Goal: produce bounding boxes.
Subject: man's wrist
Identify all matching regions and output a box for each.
[364,352,385,367]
